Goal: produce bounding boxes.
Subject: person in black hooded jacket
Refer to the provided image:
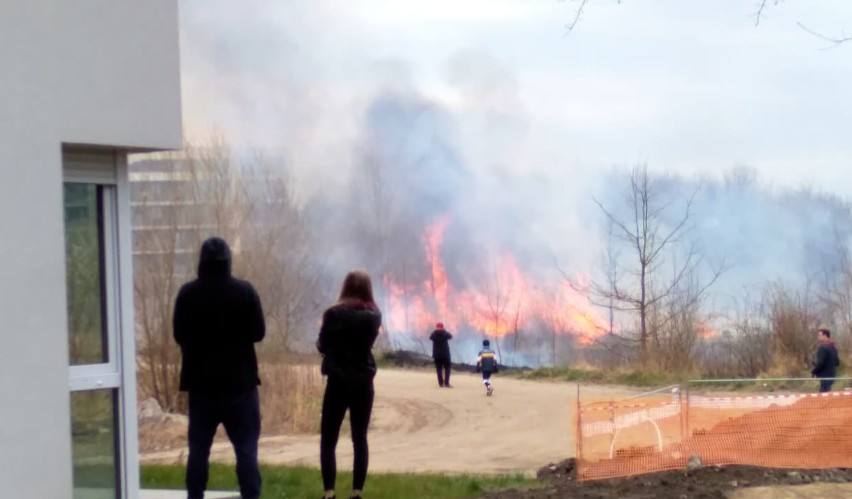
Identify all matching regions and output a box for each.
[173,237,265,499]
[316,269,382,499]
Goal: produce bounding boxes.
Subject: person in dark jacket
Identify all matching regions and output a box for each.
[429,322,453,387]
[173,237,266,499]
[317,269,382,499]
[812,328,840,393]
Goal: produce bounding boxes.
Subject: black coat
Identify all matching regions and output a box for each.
[812,341,840,378]
[317,302,382,383]
[429,329,453,361]
[173,238,265,396]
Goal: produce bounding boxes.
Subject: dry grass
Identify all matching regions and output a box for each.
[138,414,189,453]
[762,354,810,378]
[258,361,324,434]
[137,359,324,454]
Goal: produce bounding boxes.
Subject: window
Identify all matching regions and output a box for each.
[64,149,136,499]
[70,390,119,499]
[65,184,109,365]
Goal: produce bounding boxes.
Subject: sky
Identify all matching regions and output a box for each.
[175,0,852,300]
[167,1,852,349]
[178,0,852,197]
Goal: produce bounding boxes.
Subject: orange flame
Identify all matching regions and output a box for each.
[698,322,717,339]
[382,216,610,344]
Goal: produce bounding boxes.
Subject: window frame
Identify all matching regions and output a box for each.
[64,181,121,381]
[64,148,140,499]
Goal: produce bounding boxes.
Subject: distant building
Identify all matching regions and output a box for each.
[130,158,218,279]
[129,154,250,279]
[129,152,294,277]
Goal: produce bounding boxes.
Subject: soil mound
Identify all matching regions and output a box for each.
[486,459,852,498]
[581,394,852,480]
[488,394,852,498]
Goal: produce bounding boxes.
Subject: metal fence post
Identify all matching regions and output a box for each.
[685,380,690,437]
[608,400,615,458]
[678,381,684,442]
[576,383,582,468]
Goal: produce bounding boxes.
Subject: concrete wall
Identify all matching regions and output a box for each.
[0,1,182,497]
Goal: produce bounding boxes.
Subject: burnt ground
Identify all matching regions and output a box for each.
[481,459,852,499]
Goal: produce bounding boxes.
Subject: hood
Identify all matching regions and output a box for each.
[822,338,837,348]
[197,237,232,279]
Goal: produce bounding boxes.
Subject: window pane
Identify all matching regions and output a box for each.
[64,183,108,364]
[71,390,119,499]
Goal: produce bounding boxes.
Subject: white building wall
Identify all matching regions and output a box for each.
[0,1,182,498]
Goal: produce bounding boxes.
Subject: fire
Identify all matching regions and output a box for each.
[424,215,450,320]
[382,216,610,345]
[698,322,717,339]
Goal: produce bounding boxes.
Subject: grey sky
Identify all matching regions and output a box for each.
[179,0,852,198]
[173,0,852,339]
[174,0,852,295]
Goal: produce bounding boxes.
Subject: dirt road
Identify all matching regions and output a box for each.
[141,368,637,476]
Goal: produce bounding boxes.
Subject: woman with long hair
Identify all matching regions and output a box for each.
[316,269,382,499]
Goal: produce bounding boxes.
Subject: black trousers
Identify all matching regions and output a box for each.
[434,358,451,386]
[186,387,261,499]
[320,375,375,491]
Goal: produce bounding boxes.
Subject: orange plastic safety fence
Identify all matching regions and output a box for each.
[577,390,852,481]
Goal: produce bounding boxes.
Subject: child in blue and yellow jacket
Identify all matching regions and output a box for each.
[476,339,499,396]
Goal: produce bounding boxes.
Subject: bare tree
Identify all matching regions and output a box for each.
[796,22,852,48]
[802,229,852,363]
[565,0,590,33]
[479,260,515,363]
[350,141,430,349]
[566,1,851,46]
[132,136,320,412]
[133,150,203,412]
[533,304,577,367]
[753,0,777,27]
[361,147,393,299]
[508,304,525,366]
[133,137,252,411]
[722,298,772,377]
[649,274,705,372]
[588,165,724,367]
[603,217,620,336]
[238,164,324,353]
[755,0,852,47]
[763,281,821,373]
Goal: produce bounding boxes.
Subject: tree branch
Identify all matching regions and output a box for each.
[753,0,770,27]
[647,187,697,263]
[565,0,589,34]
[593,196,641,248]
[797,22,852,49]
